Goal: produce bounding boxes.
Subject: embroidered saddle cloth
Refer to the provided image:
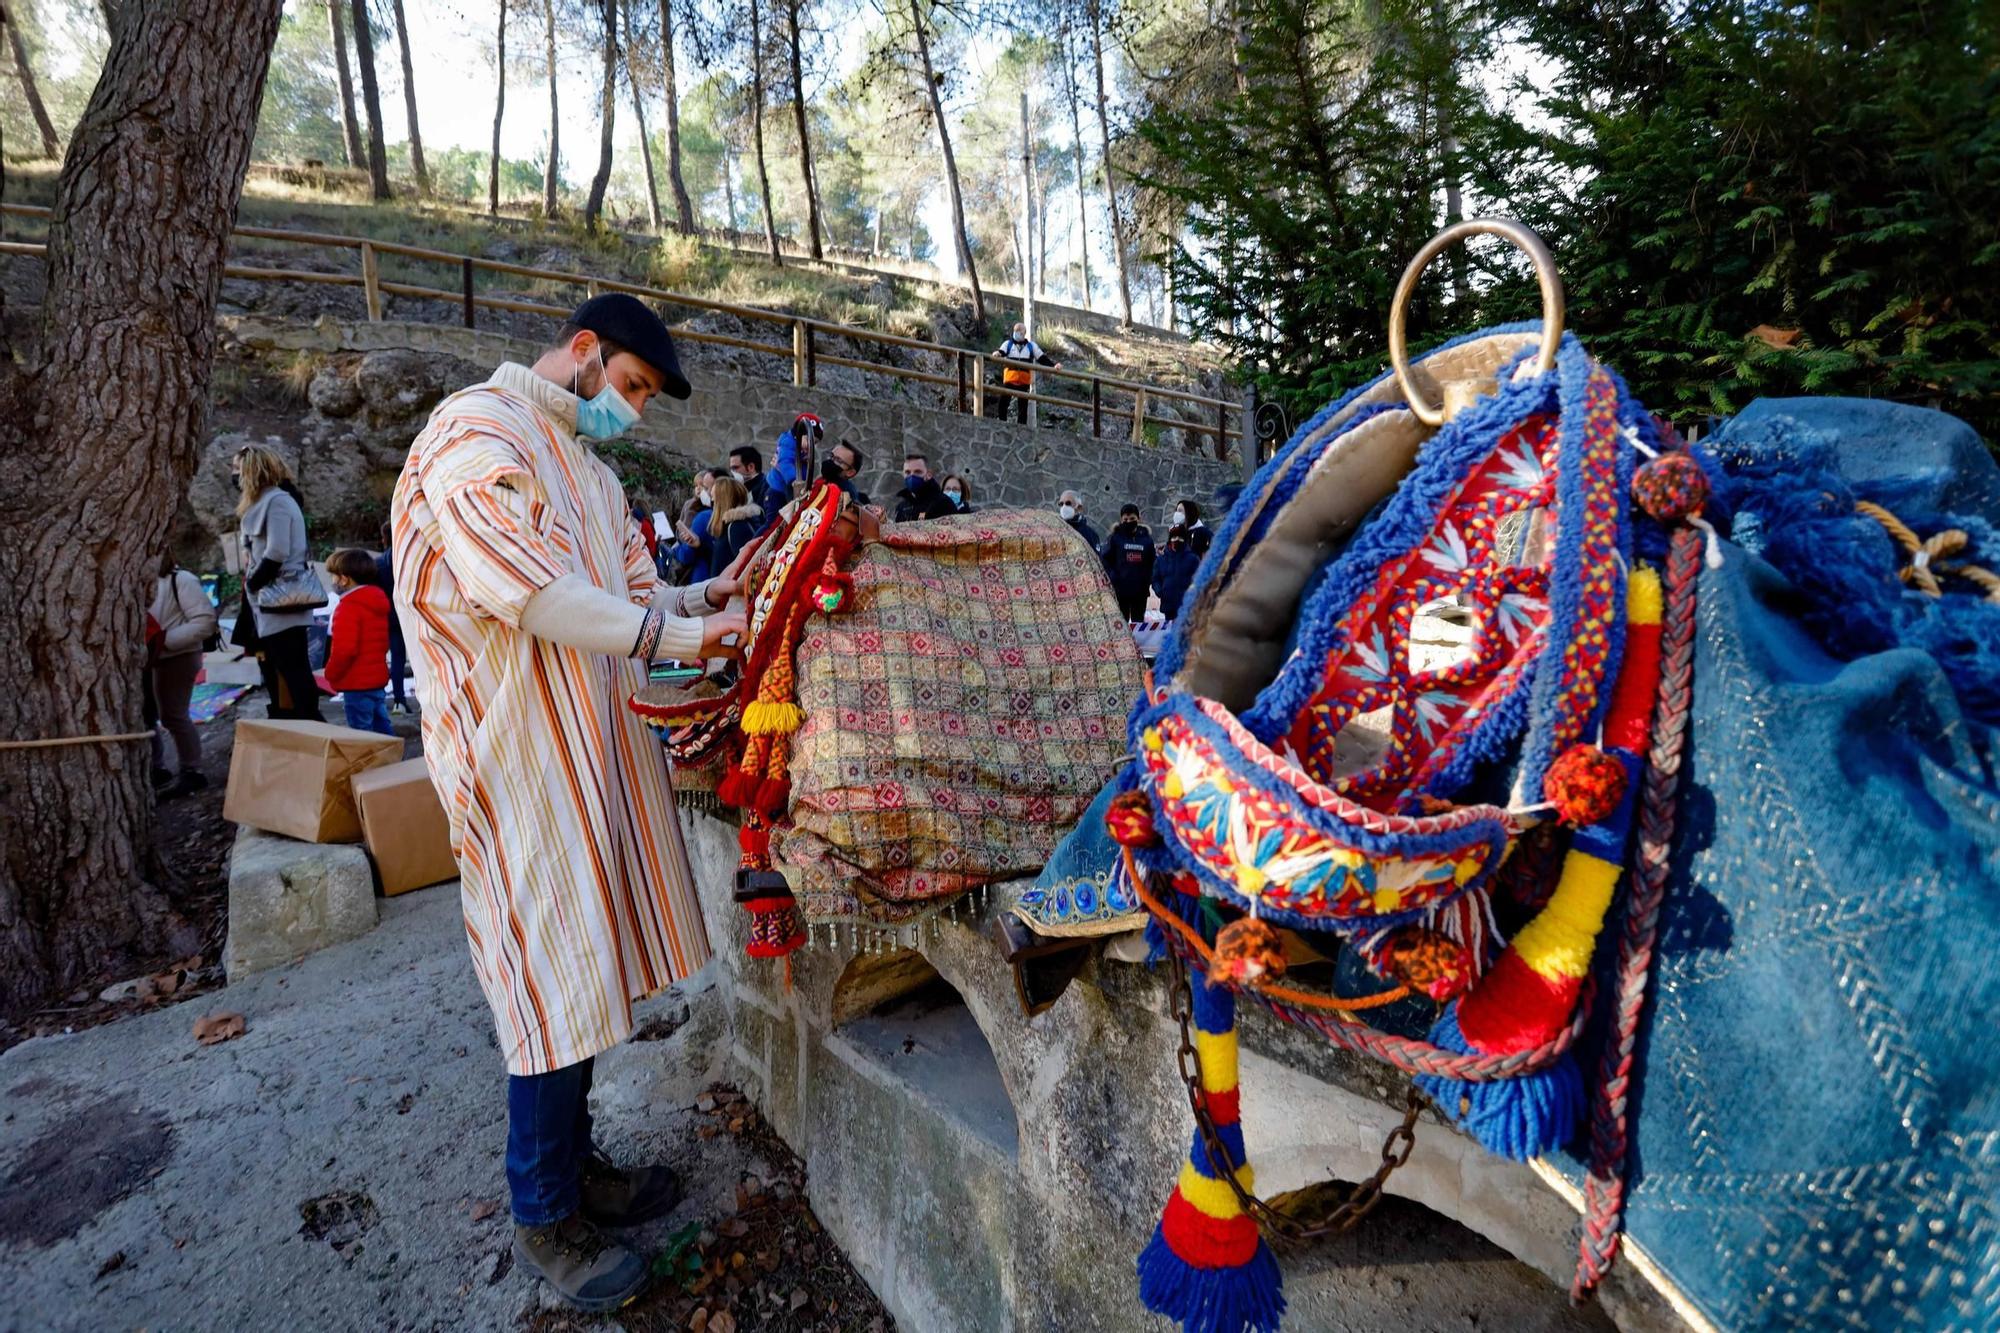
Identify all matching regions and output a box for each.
[774,509,1143,929]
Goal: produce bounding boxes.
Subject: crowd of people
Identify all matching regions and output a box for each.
[1057,491,1213,625]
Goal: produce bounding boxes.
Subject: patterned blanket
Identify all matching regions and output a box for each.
[775,510,1144,930]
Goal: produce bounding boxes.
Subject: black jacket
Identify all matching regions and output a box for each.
[1065,514,1102,553]
[1153,538,1200,621]
[708,502,765,578]
[1101,522,1156,597]
[893,476,958,522]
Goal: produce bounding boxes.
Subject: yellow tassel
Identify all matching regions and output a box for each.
[741,700,806,735]
[1627,566,1663,626]
[1511,853,1621,981]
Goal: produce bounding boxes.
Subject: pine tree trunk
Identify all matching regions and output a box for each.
[657,0,694,232]
[0,0,285,1019]
[349,0,391,198]
[1061,20,1090,310]
[489,0,506,215]
[910,0,982,327]
[328,0,365,168]
[626,0,662,231]
[389,0,427,194]
[542,0,559,216]
[748,0,780,265]
[583,0,616,230]
[1088,0,1131,328]
[0,1,61,158]
[785,0,821,261]
[722,147,738,232]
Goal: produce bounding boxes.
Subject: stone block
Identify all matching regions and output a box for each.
[224,826,379,980]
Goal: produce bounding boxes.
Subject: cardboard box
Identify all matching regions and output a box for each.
[350,758,459,896]
[223,719,404,844]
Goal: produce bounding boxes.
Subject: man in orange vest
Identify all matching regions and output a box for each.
[990,322,1060,423]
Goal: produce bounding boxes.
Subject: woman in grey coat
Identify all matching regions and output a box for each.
[234,444,323,721]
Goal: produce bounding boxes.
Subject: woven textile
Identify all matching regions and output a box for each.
[775,510,1143,927]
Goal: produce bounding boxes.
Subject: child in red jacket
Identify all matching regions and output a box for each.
[324,548,396,736]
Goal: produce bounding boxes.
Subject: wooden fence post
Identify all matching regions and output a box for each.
[956,352,968,414]
[1091,379,1102,438]
[805,323,817,387]
[971,355,986,417]
[1216,397,1228,461]
[1130,387,1148,444]
[359,242,382,322]
[791,320,809,388]
[1242,384,1261,487]
[461,258,476,329]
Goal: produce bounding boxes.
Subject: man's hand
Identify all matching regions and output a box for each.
[703,576,740,608]
[699,606,748,660]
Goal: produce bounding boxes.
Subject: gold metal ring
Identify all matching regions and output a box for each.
[1387,219,1565,427]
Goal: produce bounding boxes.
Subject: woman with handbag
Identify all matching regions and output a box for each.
[234,444,326,721]
[149,549,219,795]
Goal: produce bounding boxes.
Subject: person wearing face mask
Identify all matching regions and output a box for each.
[1057,488,1102,553]
[1152,524,1200,624]
[1100,503,1157,624]
[892,451,957,522]
[392,294,748,1314]
[1169,498,1212,557]
[940,473,973,514]
[669,468,725,583]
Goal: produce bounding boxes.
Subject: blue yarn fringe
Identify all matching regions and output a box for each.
[1414,1003,1582,1162]
[1137,1224,1286,1333]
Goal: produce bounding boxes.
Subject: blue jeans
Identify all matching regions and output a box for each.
[341,687,394,736]
[387,615,409,708]
[506,1057,595,1226]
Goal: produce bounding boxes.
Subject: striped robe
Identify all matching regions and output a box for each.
[391,362,711,1075]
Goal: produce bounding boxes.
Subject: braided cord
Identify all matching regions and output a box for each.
[1573,526,1702,1299]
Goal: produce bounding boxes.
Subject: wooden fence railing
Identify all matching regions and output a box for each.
[0,203,1239,456]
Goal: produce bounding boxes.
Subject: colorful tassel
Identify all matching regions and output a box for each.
[744,893,806,958]
[1418,566,1664,1159]
[1544,744,1627,826]
[1213,917,1286,986]
[742,699,806,735]
[1137,966,1285,1333]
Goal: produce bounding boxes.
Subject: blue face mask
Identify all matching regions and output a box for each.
[573,345,641,440]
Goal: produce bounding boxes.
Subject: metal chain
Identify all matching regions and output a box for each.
[1168,948,1425,1245]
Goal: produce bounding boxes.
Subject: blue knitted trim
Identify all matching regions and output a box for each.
[1132,696,1512,932]
[1186,1122,1249,1178]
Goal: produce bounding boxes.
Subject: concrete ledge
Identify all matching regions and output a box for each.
[677,809,1685,1331]
[224,826,379,979]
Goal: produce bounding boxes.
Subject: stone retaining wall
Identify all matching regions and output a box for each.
[220,315,1240,528]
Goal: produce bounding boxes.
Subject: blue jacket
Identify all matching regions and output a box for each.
[1152,541,1200,621]
[670,507,713,582]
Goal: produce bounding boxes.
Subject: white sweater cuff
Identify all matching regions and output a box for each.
[522,574,704,662]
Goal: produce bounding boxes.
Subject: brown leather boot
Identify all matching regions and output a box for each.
[512,1212,649,1312]
[579,1148,683,1228]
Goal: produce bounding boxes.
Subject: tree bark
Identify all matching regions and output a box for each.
[489,0,506,215]
[657,0,694,232]
[328,0,365,169]
[0,0,60,159]
[542,0,559,216]
[910,0,982,327]
[583,0,617,230]
[626,0,662,231]
[748,0,780,264]
[784,0,821,261]
[722,145,738,232]
[1060,18,1090,310]
[349,0,391,198]
[0,0,285,1019]
[389,0,428,194]
[1088,0,1131,328]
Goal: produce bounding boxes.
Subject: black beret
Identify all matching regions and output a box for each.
[569,292,691,400]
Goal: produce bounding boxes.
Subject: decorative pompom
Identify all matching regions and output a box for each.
[811,569,854,614]
[1544,744,1627,826]
[1632,452,1710,524]
[744,895,806,958]
[1213,916,1287,986]
[1415,1003,1583,1162]
[741,700,807,735]
[1106,790,1162,847]
[1376,927,1473,1001]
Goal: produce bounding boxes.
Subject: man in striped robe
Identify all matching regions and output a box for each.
[392,294,744,1312]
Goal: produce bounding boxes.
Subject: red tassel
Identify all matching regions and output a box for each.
[1455,950,1580,1054]
[1159,1190,1263,1269]
[755,775,792,815]
[1605,621,1662,753]
[738,822,770,859]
